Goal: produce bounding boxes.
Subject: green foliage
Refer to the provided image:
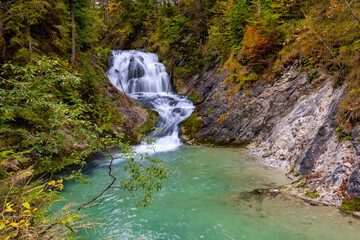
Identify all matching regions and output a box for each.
[0,57,127,174]
[0,151,66,239]
[0,1,168,238]
[207,0,251,56]
[74,52,125,132]
[121,152,169,207]
[1,58,83,171]
[340,197,360,212]
[306,69,318,82]
[95,0,306,83]
[0,139,169,239]
[0,137,169,239]
[72,0,103,51]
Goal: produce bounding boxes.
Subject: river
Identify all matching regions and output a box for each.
[59,146,360,239]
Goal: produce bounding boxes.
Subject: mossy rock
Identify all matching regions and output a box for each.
[180,112,203,139]
[305,190,319,198]
[188,91,201,105]
[340,197,360,212]
[134,108,158,135]
[296,183,306,188]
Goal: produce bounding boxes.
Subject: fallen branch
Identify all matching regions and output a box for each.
[39,150,130,236]
[344,0,360,24]
[310,30,342,69]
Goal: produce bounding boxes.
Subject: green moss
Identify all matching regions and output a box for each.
[188,92,201,104]
[181,112,203,138]
[291,179,300,184]
[289,166,295,173]
[340,197,360,212]
[335,126,352,142]
[296,183,306,188]
[306,190,319,198]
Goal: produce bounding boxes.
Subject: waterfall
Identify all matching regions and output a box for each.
[106,50,195,153]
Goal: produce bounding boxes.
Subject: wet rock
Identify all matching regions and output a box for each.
[262,152,272,158]
[297,100,340,175]
[351,126,360,156]
[347,167,360,197]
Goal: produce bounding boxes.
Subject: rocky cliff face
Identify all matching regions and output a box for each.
[180,60,360,206]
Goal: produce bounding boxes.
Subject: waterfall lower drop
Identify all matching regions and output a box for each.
[106,50,195,153]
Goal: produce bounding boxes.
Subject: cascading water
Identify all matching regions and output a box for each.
[106,50,195,152]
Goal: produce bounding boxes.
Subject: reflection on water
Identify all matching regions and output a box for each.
[58,147,360,239]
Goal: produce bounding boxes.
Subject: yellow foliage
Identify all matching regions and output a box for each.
[109,2,123,16]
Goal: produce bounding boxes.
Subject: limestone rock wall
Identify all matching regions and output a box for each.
[180,60,360,206]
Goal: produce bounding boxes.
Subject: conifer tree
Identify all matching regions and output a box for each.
[3,0,69,62]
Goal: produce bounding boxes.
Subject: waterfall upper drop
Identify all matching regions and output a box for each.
[106,50,195,153]
[107,50,171,94]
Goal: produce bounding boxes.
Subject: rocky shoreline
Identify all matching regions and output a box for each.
[178,60,360,209]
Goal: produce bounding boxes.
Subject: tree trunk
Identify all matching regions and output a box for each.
[0,10,6,62]
[27,20,32,62]
[70,0,76,65]
[102,0,108,25]
[167,54,174,94]
[107,2,110,25]
[257,0,261,15]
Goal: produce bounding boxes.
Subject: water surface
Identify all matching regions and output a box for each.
[59,146,360,239]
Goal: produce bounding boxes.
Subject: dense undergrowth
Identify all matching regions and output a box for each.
[0,55,131,175]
